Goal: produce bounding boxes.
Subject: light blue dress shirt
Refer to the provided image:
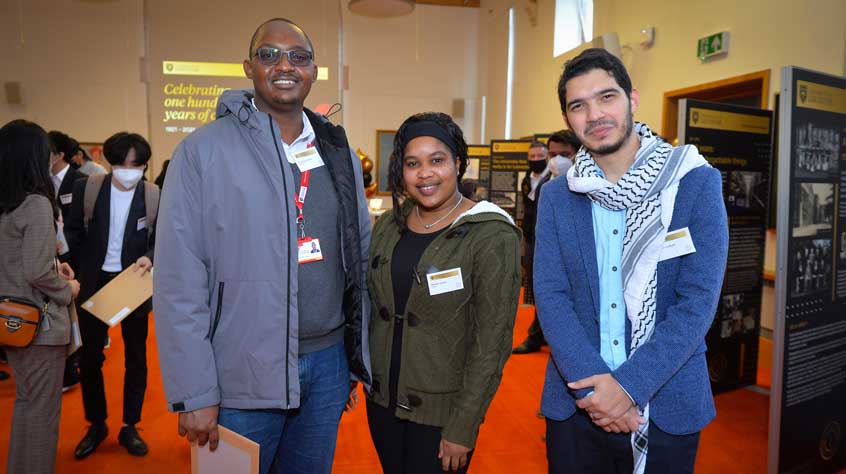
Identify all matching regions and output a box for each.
[591,181,628,371]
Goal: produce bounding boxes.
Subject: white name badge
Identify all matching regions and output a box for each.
[60,193,73,205]
[659,227,696,262]
[137,217,147,231]
[426,267,464,296]
[293,147,325,172]
[298,237,324,264]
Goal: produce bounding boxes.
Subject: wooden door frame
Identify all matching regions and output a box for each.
[661,70,770,142]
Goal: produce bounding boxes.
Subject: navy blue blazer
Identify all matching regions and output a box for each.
[533,164,728,435]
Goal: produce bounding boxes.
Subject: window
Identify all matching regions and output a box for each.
[553,0,593,57]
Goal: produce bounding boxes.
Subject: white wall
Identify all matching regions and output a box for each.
[479,0,846,139]
[342,3,481,165]
[0,0,148,143]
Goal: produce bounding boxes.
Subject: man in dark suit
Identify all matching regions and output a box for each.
[48,131,88,391]
[513,141,550,354]
[65,132,158,460]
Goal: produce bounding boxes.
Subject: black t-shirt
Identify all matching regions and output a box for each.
[388,227,445,408]
[391,228,444,315]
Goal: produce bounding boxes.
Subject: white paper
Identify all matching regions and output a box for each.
[193,426,259,474]
[108,307,131,326]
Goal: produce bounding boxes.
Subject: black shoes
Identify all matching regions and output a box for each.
[118,425,149,456]
[0,370,9,381]
[74,423,108,459]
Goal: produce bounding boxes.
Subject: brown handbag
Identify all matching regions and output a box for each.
[0,296,46,347]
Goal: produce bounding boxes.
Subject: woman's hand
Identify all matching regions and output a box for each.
[439,438,471,471]
[69,279,80,299]
[58,262,75,280]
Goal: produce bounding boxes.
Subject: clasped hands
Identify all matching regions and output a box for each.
[568,373,645,433]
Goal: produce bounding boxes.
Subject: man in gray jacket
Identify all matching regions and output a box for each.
[153,18,371,474]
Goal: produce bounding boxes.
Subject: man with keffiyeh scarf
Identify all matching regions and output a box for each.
[533,48,728,474]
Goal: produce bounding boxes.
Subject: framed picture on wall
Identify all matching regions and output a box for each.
[376,130,396,195]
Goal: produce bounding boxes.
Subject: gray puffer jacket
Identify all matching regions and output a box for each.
[153,89,371,413]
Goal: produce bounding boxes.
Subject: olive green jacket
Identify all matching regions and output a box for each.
[367,201,521,448]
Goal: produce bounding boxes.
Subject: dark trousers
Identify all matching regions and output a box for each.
[366,400,474,474]
[546,411,700,474]
[78,271,150,425]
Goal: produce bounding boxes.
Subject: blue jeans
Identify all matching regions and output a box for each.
[217,342,349,474]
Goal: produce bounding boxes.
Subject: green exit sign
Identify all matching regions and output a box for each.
[697,31,730,60]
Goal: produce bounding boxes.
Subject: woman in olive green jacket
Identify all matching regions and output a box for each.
[366,112,521,474]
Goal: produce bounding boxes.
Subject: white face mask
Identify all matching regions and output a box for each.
[549,155,571,176]
[113,168,144,189]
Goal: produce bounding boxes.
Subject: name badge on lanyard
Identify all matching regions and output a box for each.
[293,147,325,172]
[294,170,324,264]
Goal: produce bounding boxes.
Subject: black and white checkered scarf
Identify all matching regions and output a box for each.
[567,122,709,474]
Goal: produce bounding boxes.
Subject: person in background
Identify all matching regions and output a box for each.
[74,146,108,176]
[65,132,158,460]
[0,119,81,474]
[512,140,550,355]
[366,112,521,473]
[547,129,581,179]
[47,130,88,391]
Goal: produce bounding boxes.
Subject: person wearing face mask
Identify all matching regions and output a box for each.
[513,131,581,355]
[64,131,159,460]
[513,141,549,356]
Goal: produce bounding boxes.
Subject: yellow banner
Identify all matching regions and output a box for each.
[796,80,846,114]
[492,141,531,153]
[468,146,491,157]
[688,108,770,134]
[163,61,244,78]
[163,61,329,81]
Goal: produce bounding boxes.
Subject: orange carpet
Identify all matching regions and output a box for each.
[0,304,772,473]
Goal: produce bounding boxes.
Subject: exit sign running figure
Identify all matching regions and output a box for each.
[698,31,730,60]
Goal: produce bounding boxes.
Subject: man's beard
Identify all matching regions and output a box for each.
[583,108,634,156]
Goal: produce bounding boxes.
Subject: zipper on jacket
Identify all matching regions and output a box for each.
[209,282,224,342]
[268,115,293,408]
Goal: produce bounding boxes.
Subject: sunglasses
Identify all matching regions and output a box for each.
[253,46,314,67]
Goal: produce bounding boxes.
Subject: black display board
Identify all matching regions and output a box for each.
[465,145,492,201]
[489,140,531,224]
[770,67,846,474]
[678,99,773,393]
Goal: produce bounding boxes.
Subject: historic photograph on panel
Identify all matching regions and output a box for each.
[793,182,834,237]
[719,293,758,339]
[790,238,833,297]
[794,122,842,179]
[726,171,766,210]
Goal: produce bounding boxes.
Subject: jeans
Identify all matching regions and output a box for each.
[217,342,349,474]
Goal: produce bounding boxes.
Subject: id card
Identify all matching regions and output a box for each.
[298,237,323,264]
[293,148,325,172]
[137,217,147,231]
[60,193,73,205]
[426,267,464,296]
[659,227,696,261]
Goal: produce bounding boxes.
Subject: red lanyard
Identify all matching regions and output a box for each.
[294,170,311,238]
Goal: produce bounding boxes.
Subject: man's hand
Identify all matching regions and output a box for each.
[592,405,644,433]
[134,256,153,275]
[178,405,220,451]
[345,381,359,412]
[58,262,75,280]
[439,438,471,472]
[569,373,634,424]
